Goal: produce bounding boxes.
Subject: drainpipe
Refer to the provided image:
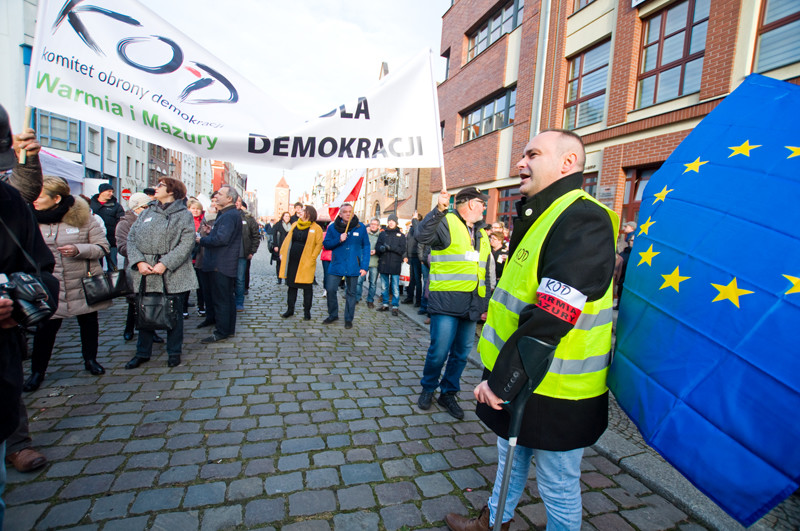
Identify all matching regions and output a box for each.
[530,0,552,138]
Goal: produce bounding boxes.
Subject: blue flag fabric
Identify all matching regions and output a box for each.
[609,74,800,527]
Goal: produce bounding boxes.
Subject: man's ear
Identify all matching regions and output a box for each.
[561,151,578,174]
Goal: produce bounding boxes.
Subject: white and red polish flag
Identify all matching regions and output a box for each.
[328,170,365,221]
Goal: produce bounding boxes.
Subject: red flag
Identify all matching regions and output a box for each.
[328,171,365,220]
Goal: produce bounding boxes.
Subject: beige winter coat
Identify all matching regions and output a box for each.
[38,196,112,318]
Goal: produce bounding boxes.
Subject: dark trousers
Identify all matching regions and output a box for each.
[6,402,31,453]
[407,256,422,303]
[245,259,251,291]
[199,270,214,322]
[2,328,28,452]
[195,268,206,311]
[136,293,185,359]
[287,286,313,317]
[31,312,99,374]
[124,300,136,335]
[325,274,358,322]
[210,272,236,338]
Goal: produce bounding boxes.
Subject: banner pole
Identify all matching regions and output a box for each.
[18,107,32,165]
[440,165,447,192]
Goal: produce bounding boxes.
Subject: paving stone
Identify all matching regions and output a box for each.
[375,481,420,505]
[151,511,200,530]
[337,484,376,510]
[582,471,616,489]
[90,492,135,521]
[159,465,200,485]
[200,505,243,531]
[417,452,450,472]
[613,473,651,496]
[170,448,207,466]
[415,473,454,497]
[167,433,204,449]
[38,499,91,528]
[282,520,330,531]
[313,450,345,467]
[306,468,340,489]
[208,446,239,460]
[4,502,48,531]
[244,458,275,477]
[46,459,87,478]
[341,463,384,485]
[444,449,480,468]
[421,495,467,524]
[130,488,184,513]
[383,458,417,478]
[351,431,379,445]
[519,502,548,527]
[207,432,244,446]
[326,434,350,448]
[184,482,227,507]
[74,442,125,459]
[281,436,325,454]
[380,503,423,531]
[100,515,150,530]
[621,504,687,531]
[474,445,498,464]
[226,477,263,501]
[582,491,619,515]
[604,488,645,509]
[449,468,487,490]
[126,451,169,469]
[289,489,337,516]
[100,426,135,441]
[333,511,380,531]
[241,442,278,458]
[60,474,115,499]
[278,453,310,471]
[265,472,303,495]
[346,448,374,462]
[200,462,242,479]
[244,498,285,526]
[375,444,403,459]
[590,513,636,531]
[111,470,158,491]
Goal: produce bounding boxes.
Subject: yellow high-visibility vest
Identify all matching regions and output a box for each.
[478,189,619,400]
[429,213,490,297]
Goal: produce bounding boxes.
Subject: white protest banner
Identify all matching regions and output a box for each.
[26,0,443,170]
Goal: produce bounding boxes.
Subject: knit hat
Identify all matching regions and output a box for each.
[387,213,399,224]
[127,192,150,211]
[98,183,114,193]
[0,104,15,172]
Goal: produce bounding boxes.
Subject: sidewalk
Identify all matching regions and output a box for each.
[3,252,796,530]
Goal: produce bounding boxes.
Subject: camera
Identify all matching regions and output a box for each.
[0,272,54,327]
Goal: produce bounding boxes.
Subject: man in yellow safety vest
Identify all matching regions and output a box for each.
[446,129,618,531]
[416,187,493,420]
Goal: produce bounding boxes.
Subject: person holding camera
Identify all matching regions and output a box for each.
[23,177,111,391]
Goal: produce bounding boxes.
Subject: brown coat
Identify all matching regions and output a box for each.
[39,196,112,318]
[278,222,323,284]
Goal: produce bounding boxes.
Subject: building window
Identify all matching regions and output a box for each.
[564,41,610,130]
[88,128,99,154]
[574,0,596,11]
[622,167,659,225]
[126,156,132,177]
[461,88,516,143]
[467,0,525,62]
[496,186,523,230]
[755,0,800,73]
[37,112,79,152]
[636,0,709,108]
[582,172,598,197]
[107,138,117,162]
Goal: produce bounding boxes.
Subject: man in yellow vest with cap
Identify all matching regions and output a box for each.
[445,129,618,531]
[416,186,493,420]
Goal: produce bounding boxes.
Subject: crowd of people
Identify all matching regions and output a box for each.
[1,103,625,531]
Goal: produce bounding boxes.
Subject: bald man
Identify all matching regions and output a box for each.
[446,129,618,530]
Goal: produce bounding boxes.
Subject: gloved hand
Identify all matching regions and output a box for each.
[487,330,556,403]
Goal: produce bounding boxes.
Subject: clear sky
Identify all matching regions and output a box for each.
[138,0,452,216]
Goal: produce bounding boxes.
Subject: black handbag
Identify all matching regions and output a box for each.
[81,257,132,305]
[135,274,178,331]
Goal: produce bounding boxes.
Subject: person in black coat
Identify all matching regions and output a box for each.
[197,185,242,343]
[375,213,406,314]
[90,183,124,269]
[271,212,291,284]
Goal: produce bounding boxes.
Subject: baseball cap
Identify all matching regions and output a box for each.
[455,187,488,204]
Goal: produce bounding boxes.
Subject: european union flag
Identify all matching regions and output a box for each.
[609,74,800,527]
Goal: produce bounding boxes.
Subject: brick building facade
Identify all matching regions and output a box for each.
[435,0,800,227]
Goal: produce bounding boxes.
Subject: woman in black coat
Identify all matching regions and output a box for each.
[271,211,291,285]
[375,214,406,314]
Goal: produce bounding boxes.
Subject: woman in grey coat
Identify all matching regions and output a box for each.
[125,178,197,368]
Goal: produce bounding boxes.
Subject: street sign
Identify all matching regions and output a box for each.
[121,188,132,201]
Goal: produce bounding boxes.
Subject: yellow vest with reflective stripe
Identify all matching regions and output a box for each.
[478,189,619,400]
[429,213,491,297]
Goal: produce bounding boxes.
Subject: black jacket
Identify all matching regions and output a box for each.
[416,208,492,321]
[0,182,59,442]
[240,210,261,257]
[406,218,419,258]
[90,194,124,246]
[199,204,242,278]
[477,172,616,451]
[376,226,407,275]
[271,222,291,261]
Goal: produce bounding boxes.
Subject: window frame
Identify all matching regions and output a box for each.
[574,0,596,12]
[37,111,80,153]
[636,0,709,109]
[622,166,659,226]
[460,88,517,144]
[582,172,599,198]
[753,0,800,73]
[467,0,525,62]
[564,40,610,130]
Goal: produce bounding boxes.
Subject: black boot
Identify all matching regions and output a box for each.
[23,372,45,392]
[84,360,105,375]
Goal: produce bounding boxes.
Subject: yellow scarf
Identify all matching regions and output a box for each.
[296,220,312,230]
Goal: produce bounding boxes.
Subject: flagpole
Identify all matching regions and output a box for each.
[18,107,32,164]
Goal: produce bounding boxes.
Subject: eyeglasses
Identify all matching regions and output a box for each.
[156,182,166,188]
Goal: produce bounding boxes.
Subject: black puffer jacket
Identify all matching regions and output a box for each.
[90,194,124,246]
[376,226,406,275]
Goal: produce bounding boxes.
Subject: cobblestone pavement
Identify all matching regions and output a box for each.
[4,250,797,530]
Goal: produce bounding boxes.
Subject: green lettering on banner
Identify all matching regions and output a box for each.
[142,110,159,129]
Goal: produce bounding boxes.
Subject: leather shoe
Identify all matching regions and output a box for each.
[281,311,294,318]
[377,305,389,312]
[391,308,399,316]
[125,357,149,369]
[84,360,105,375]
[196,320,214,329]
[123,331,134,341]
[304,313,311,321]
[23,372,44,392]
[344,321,353,329]
[438,392,465,420]
[417,390,434,410]
[6,448,47,473]
[201,333,227,343]
[322,317,338,324]
[445,506,511,531]
[167,356,181,368]
[366,302,374,309]
[401,298,413,304]
[152,333,165,343]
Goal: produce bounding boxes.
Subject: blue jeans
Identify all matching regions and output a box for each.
[357,266,379,303]
[326,274,358,322]
[235,257,247,308]
[380,274,400,307]
[489,437,584,529]
[420,263,429,313]
[420,313,475,393]
[136,293,185,359]
[0,440,5,529]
